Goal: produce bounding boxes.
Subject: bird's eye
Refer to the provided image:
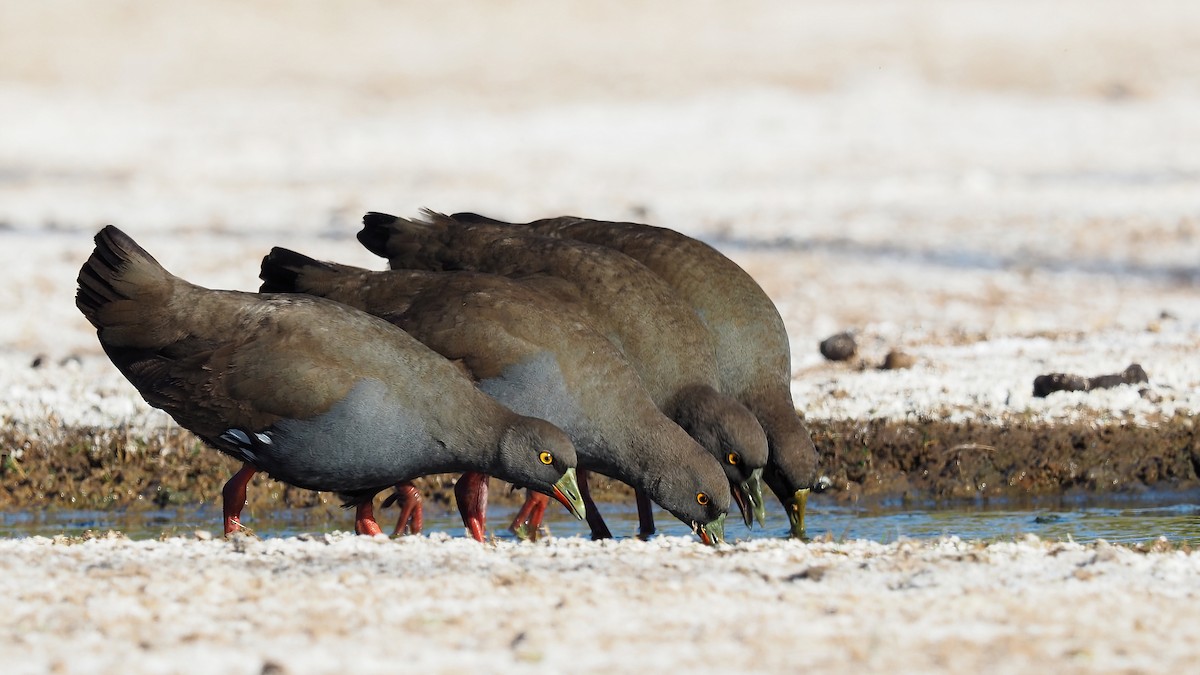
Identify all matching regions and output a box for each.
[696,492,710,506]
[726,452,740,465]
[538,451,554,465]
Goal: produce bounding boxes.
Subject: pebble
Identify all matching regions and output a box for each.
[819,332,857,361]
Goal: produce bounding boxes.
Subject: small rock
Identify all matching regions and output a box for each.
[30,355,45,368]
[193,530,212,541]
[1088,364,1148,390]
[881,350,915,370]
[819,332,857,361]
[1033,373,1089,397]
[1033,363,1149,398]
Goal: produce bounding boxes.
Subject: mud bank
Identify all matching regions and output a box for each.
[4,416,1197,516]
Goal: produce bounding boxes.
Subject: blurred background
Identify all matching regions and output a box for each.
[2,0,1198,390]
[3,1,1198,226]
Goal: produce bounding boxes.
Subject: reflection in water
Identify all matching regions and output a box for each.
[4,493,1200,544]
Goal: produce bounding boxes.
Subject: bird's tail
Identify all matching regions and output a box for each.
[258,247,348,294]
[356,211,403,259]
[358,209,466,270]
[448,211,511,226]
[75,226,177,346]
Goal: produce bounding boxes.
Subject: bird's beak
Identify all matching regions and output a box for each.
[731,468,767,529]
[787,488,810,539]
[743,467,766,528]
[731,481,752,528]
[551,468,586,521]
[696,513,726,546]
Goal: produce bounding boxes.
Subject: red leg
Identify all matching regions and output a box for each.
[383,482,424,536]
[528,495,549,536]
[635,489,656,540]
[578,469,612,540]
[221,463,257,535]
[530,492,549,528]
[456,472,490,542]
[509,491,549,540]
[355,500,384,536]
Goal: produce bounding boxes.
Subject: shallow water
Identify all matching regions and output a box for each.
[5,491,1200,544]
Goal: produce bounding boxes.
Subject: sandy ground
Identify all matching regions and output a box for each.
[5,533,1200,675]
[3,1,1200,672]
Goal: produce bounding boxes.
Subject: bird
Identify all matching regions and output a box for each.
[258,248,730,544]
[75,225,585,537]
[449,212,821,537]
[358,210,768,534]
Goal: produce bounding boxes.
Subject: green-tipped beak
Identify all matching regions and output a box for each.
[551,468,586,521]
[743,468,767,528]
[732,468,767,529]
[697,513,726,546]
[787,488,810,539]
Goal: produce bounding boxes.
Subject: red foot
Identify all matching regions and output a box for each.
[221,463,257,535]
[510,492,550,540]
[456,472,490,542]
[635,489,656,540]
[383,482,424,535]
[354,501,384,536]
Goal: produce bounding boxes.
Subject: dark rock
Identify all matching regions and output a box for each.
[1033,373,1089,397]
[1033,363,1149,398]
[1090,363,1148,389]
[819,332,857,361]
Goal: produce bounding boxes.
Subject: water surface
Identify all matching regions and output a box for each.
[5,491,1200,544]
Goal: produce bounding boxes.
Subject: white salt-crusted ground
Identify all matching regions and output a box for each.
[3,533,1200,674]
[3,1,1200,672]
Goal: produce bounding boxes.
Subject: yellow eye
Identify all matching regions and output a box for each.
[538,451,554,465]
[726,452,740,466]
[696,492,710,506]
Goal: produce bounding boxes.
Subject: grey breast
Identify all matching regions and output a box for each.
[245,378,434,493]
[475,351,599,452]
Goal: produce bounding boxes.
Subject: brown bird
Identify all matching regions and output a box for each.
[258,248,729,544]
[358,211,768,535]
[450,212,821,537]
[75,225,585,536]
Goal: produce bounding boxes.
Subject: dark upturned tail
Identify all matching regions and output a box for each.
[449,211,511,226]
[258,247,335,294]
[357,209,463,270]
[357,211,403,259]
[75,226,175,345]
